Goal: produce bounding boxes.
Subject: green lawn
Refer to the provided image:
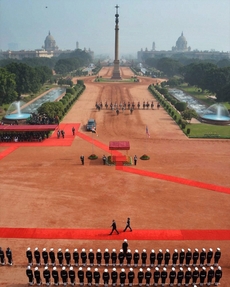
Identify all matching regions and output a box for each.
[185,123,230,138]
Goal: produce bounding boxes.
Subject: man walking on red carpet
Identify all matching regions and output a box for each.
[110,220,119,235]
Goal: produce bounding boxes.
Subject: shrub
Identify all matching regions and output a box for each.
[175,101,187,112]
[88,154,98,160]
[187,128,191,135]
[140,154,150,160]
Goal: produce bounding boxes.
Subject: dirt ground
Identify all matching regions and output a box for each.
[0,67,229,286]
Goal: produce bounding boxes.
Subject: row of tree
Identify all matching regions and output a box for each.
[0,63,53,105]
[145,57,230,102]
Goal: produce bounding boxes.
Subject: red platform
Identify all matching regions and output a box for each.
[109,141,130,150]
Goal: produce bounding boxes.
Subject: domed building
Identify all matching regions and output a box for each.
[43,31,58,52]
[172,32,191,52]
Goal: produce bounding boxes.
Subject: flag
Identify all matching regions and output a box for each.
[146,126,150,138]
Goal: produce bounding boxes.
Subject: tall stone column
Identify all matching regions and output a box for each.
[111,5,121,79]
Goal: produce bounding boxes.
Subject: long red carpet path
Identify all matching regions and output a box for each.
[0,227,229,240]
[1,124,229,241]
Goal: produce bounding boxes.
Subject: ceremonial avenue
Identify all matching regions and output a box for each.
[0,67,229,286]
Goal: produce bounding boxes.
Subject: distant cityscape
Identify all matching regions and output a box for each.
[0,31,229,61]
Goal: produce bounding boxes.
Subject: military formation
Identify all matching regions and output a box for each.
[19,244,223,286]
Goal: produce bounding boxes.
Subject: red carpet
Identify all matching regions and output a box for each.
[0,227,229,240]
[118,166,230,195]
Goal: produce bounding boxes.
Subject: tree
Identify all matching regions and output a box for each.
[0,68,17,104]
[37,102,64,119]
[216,83,230,102]
[181,108,197,122]
[157,58,182,77]
[5,62,42,98]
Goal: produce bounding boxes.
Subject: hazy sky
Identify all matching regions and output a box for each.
[0,0,230,57]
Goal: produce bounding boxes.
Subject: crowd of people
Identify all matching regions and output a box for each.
[23,244,223,286]
[0,131,48,142]
[95,101,160,112]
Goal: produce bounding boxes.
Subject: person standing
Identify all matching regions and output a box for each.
[157,249,163,267]
[52,266,59,286]
[34,247,41,266]
[177,267,184,287]
[65,248,71,267]
[207,248,213,267]
[128,268,135,287]
[123,218,132,232]
[78,267,84,286]
[104,248,110,267]
[179,249,185,266]
[43,266,51,286]
[42,248,49,266]
[192,248,199,266]
[26,266,34,286]
[134,155,137,165]
[207,266,214,286]
[126,249,132,267]
[6,247,13,265]
[111,249,117,267]
[73,248,79,266]
[0,247,5,265]
[72,127,75,136]
[145,268,152,287]
[172,249,178,267]
[102,155,107,165]
[81,248,87,266]
[164,249,170,267]
[111,267,118,287]
[69,266,76,286]
[96,249,102,266]
[26,247,33,266]
[184,267,192,287]
[149,249,155,267]
[137,268,144,287]
[185,248,192,266]
[61,266,68,286]
[200,248,206,267]
[94,268,100,287]
[192,267,199,285]
[34,266,42,286]
[110,220,119,235]
[161,267,167,287]
[61,130,65,138]
[153,267,160,287]
[119,268,126,287]
[199,266,207,286]
[57,248,64,266]
[214,266,222,286]
[134,249,140,267]
[80,155,84,165]
[118,249,125,267]
[103,269,110,287]
[88,249,95,267]
[49,248,56,266]
[86,267,93,286]
[141,249,147,267]
[169,267,176,287]
[214,248,221,266]
[122,239,128,255]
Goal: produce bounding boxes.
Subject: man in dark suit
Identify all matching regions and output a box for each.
[110,220,119,235]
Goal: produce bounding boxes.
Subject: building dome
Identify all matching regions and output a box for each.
[44,31,58,51]
[172,32,188,52]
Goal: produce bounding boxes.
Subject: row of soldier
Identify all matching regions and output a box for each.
[0,247,13,265]
[26,246,221,268]
[95,101,160,111]
[26,265,223,286]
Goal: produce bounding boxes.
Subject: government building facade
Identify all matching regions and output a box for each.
[137,32,229,61]
[0,32,94,60]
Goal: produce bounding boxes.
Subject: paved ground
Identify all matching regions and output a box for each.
[0,67,229,286]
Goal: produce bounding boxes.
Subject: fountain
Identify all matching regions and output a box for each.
[3,101,31,124]
[199,103,230,125]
